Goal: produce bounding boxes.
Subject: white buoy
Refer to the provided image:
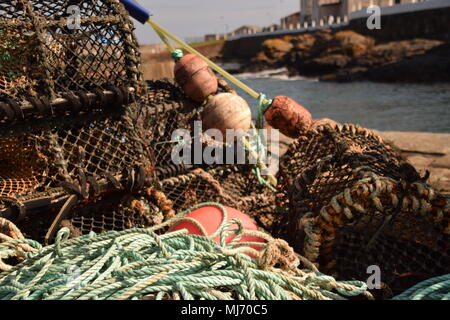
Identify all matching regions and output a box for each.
[201,93,252,140]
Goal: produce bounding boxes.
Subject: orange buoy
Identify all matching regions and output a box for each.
[174,53,218,102]
[169,205,266,252]
[264,96,313,139]
[201,93,252,139]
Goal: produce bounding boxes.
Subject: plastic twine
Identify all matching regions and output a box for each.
[243,123,277,191]
[153,27,175,53]
[257,93,273,130]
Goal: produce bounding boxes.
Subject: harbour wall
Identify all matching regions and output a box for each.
[222,0,450,60]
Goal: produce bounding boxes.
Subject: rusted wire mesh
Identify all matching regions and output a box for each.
[273,122,450,299]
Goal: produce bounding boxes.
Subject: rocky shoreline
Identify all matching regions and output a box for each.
[231,29,450,83]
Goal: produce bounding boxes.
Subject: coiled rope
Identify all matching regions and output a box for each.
[393,274,450,300]
[0,203,371,300]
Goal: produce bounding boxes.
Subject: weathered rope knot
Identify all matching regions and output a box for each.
[171,49,184,61]
[0,218,37,271]
[0,217,24,241]
[257,238,299,271]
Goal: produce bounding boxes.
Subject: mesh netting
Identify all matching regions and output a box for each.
[0,0,142,102]
[0,1,158,240]
[273,122,450,298]
[157,165,275,227]
[0,1,273,242]
[0,77,273,244]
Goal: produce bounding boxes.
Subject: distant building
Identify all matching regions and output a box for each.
[140,43,165,55]
[299,0,430,25]
[231,25,262,36]
[280,11,301,29]
[299,0,318,24]
[262,24,280,32]
[204,33,228,42]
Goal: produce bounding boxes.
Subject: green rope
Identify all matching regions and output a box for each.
[392,274,450,300]
[257,93,273,130]
[242,123,277,191]
[0,203,370,300]
[251,94,275,190]
[253,167,277,192]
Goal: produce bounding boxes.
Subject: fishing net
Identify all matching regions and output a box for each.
[0,0,274,244]
[0,0,142,101]
[273,121,450,299]
[0,0,157,241]
[3,0,447,302]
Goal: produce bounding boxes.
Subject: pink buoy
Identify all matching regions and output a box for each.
[169,205,266,254]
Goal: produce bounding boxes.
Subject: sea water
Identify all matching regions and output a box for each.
[233,69,450,133]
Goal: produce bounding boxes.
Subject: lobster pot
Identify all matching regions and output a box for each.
[0,0,143,103]
[157,164,275,230]
[0,1,156,233]
[273,122,449,299]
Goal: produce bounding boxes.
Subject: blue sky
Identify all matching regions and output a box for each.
[132,0,300,44]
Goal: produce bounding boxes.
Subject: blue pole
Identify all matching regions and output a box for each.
[119,0,152,24]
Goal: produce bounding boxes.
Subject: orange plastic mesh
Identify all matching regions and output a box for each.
[0,136,46,197]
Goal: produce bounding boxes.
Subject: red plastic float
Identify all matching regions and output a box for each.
[174,53,218,102]
[264,96,313,139]
[169,205,266,251]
